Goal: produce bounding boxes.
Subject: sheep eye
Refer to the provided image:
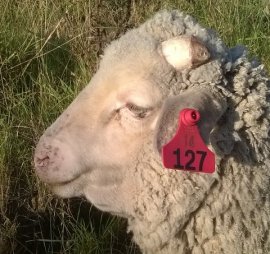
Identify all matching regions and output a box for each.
[126,103,150,119]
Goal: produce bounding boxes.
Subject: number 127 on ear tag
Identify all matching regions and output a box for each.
[162,108,215,173]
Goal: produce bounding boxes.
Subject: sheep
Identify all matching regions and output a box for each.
[34,10,270,254]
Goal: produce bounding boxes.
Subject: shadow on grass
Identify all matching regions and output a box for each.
[12,198,138,254]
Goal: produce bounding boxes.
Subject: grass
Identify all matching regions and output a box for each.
[0,0,269,253]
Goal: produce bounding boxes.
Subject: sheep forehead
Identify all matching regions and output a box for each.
[92,62,163,107]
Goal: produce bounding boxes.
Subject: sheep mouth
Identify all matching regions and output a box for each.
[49,173,82,187]
[53,179,75,186]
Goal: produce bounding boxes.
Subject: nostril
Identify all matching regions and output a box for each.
[34,143,58,171]
[35,155,50,169]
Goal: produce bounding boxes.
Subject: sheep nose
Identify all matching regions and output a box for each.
[35,154,50,169]
[34,141,59,172]
[34,136,78,184]
[35,151,52,171]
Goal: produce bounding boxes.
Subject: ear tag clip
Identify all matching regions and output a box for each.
[162,108,215,173]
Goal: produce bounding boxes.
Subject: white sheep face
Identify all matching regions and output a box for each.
[34,33,221,217]
[34,62,165,216]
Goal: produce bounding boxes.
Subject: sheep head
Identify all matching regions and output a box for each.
[34,12,227,218]
[33,10,270,254]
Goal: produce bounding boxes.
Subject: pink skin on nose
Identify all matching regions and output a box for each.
[34,142,60,171]
[34,137,79,185]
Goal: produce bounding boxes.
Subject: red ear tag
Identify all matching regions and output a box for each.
[162,108,215,173]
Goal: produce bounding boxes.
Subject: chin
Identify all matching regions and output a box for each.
[50,178,84,198]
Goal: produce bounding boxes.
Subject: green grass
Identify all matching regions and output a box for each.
[0,0,269,253]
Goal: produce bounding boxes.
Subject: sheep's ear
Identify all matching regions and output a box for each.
[155,88,227,154]
[161,36,210,70]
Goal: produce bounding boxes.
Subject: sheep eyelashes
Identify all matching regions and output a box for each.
[162,108,215,173]
[161,35,210,70]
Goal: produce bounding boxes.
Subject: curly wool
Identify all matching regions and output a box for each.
[103,10,270,254]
